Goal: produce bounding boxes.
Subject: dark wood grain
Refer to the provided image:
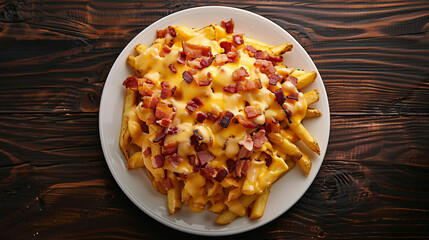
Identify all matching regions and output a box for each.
[1,0,428,239]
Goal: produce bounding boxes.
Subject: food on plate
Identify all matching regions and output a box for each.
[119,19,321,224]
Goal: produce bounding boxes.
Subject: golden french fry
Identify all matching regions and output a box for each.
[188,197,206,213]
[290,123,320,155]
[304,89,319,105]
[197,25,216,40]
[166,171,182,214]
[127,151,143,169]
[305,108,322,119]
[296,71,317,90]
[268,133,302,160]
[270,43,293,56]
[250,187,270,219]
[225,198,246,217]
[119,88,138,160]
[216,210,238,224]
[135,44,148,55]
[298,153,311,175]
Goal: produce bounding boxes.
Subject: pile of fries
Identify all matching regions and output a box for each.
[119,19,321,224]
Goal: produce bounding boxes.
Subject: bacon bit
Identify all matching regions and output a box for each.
[153,128,167,143]
[163,178,174,190]
[287,92,299,101]
[254,59,276,75]
[123,76,138,91]
[287,75,298,86]
[244,45,257,55]
[265,117,280,134]
[182,70,193,83]
[167,126,179,135]
[146,117,157,125]
[138,80,155,97]
[232,67,249,81]
[196,72,212,86]
[226,51,239,63]
[268,74,282,85]
[200,164,216,179]
[160,45,171,57]
[177,51,186,64]
[219,111,234,128]
[171,86,177,96]
[265,155,273,167]
[252,130,268,149]
[169,153,182,168]
[221,19,235,33]
[200,57,214,68]
[235,159,251,176]
[155,102,175,120]
[235,115,259,128]
[207,109,220,121]
[186,101,198,114]
[215,54,229,65]
[142,96,159,109]
[226,159,236,173]
[153,154,165,169]
[157,118,171,128]
[220,41,234,53]
[161,81,170,99]
[267,55,283,63]
[241,160,251,175]
[274,88,286,105]
[197,150,215,166]
[196,112,207,123]
[239,133,254,151]
[214,168,228,182]
[164,142,178,155]
[156,26,177,38]
[168,64,177,73]
[254,50,269,60]
[223,84,237,93]
[233,34,244,45]
[193,129,203,140]
[244,106,261,119]
[282,105,293,124]
[143,147,151,157]
[182,41,212,58]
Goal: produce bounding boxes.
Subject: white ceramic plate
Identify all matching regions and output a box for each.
[99,6,330,236]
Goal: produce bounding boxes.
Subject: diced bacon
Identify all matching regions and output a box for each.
[255,60,276,75]
[196,112,207,123]
[287,92,299,101]
[265,117,280,134]
[200,57,214,68]
[182,70,193,83]
[123,76,138,91]
[274,88,286,105]
[254,50,269,60]
[157,118,171,127]
[226,51,239,63]
[160,45,171,57]
[207,109,220,121]
[239,133,253,151]
[268,74,281,85]
[233,34,244,45]
[168,64,177,73]
[235,159,251,177]
[221,19,235,33]
[177,51,186,64]
[155,103,175,120]
[196,72,212,86]
[226,159,236,173]
[143,147,151,157]
[153,128,167,143]
[241,160,251,175]
[223,84,237,93]
[187,59,202,69]
[186,97,203,114]
[252,130,268,149]
[166,126,179,135]
[287,75,298,86]
[265,155,273,167]
[146,117,157,125]
[153,154,165,169]
[220,41,234,53]
[232,66,249,81]
[244,106,261,119]
[142,96,159,109]
[235,115,259,128]
[267,55,283,63]
[138,80,155,97]
[200,164,216,179]
[215,54,229,65]
[156,26,177,38]
[219,111,234,128]
[254,59,271,67]
[169,153,182,168]
[282,105,293,124]
[163,178,174,190]
[182,41,212,58]
[192,97,204,106]
[214,168,228,182]
[171,86,177,96]
[244,45,257,54]
[193,129,203,140]
[161,81,170,99]
[164,141,178,155]
[197,150,215,165]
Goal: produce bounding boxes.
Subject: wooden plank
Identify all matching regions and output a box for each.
[0,113,427,238]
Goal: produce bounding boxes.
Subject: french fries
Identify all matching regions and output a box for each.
[119,19,323,224]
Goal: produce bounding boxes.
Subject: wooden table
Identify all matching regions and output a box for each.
[1,1,428,239]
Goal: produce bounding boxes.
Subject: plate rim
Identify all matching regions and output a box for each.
[99,5,330,236]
